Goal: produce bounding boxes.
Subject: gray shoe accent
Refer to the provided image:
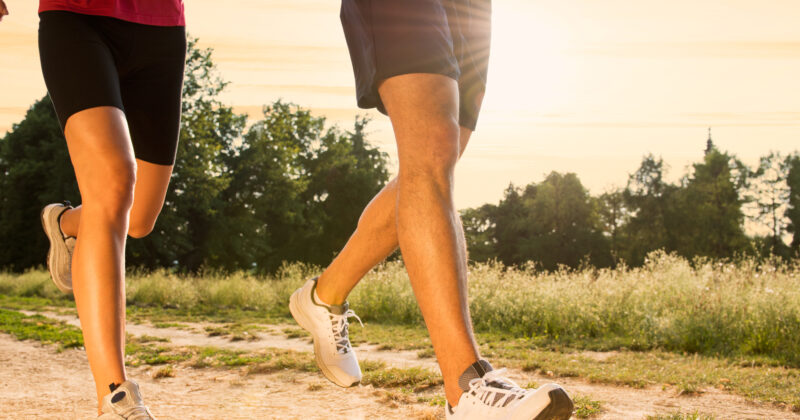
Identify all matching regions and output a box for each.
[532,387,575,420]
[458,360,523,407]
[457,359,494,392]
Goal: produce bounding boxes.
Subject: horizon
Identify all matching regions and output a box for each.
[1,0,799,209]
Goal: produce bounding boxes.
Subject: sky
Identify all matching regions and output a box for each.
[1,0,799,210]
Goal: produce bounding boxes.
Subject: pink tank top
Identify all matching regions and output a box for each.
[39,0,185,26]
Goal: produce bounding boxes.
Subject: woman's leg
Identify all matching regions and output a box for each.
[62,106,137,412]
[60,159,174,239]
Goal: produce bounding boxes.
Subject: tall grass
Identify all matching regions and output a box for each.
[2,251,798,365]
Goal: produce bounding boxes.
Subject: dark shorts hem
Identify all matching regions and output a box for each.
[341,0,490,132]
[38,10,186,166]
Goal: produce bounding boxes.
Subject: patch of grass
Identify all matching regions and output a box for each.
[0,270,73,302]
[418,394,446,407]
[416,348,435,359]
[152,322,187,329]
[348,323,431,351]
[204,323,263,342]
[646,412,716,420]
[282,327,309,339]
[0,308,83,349]
[126,339,192,366]
[205,326,226,337]
[361,361,442,392]
[573,394,603,418]
[138,335,170,343]
[501,347,800,411]
[306,383,324,391]
[153,365,175,379]
[676,382,703,396]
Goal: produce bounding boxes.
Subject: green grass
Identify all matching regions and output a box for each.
[0,307,82,350]
[4,253,799,366]
[360,361,443,391]
[573,394,603,418]
[502,346,800,410]
[3,252,800,411]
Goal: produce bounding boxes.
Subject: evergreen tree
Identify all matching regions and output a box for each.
[678,147,749,259]
[621,155,680,265]
[597,188,628,265]
[747,152,791,258]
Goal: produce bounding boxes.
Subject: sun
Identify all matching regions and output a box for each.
[484,0,576,115]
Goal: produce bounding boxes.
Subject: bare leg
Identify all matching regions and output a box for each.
[62,106,136,413]
[315,130,473,304]
[321,73,479,406]
[60,159,174,239]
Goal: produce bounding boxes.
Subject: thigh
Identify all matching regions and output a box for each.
[120,25,186,166]
[378,73,460,166]
[38,11,126,131]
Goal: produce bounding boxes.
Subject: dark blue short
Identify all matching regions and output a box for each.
[340,0,491,131]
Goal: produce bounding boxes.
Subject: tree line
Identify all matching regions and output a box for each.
[461,144,800,270]
[0,39,388,273]
[1,39,797,273]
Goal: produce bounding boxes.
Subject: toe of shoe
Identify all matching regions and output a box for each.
[327,356,362,386]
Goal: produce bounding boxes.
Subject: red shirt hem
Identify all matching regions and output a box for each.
[38,3,185,27]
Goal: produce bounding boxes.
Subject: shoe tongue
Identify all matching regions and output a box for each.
[457,359,494,392]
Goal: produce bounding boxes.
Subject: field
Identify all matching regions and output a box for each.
[1,251,799,419]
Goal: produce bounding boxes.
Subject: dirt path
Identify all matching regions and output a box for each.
[9,310,800,420]
[0,334,439,420]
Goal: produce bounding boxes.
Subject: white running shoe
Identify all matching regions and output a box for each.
[97,380,156,420]
[289,277,363,387]
[40,202,75,294]
[446,360,574,420]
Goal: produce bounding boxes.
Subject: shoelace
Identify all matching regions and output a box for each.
[329,308,363,354]
[118,405,153,420]
[467,368,528,408]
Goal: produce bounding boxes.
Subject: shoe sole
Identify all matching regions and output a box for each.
[531,385,574,420]
[40,204,72,294]
[289,288,360,388]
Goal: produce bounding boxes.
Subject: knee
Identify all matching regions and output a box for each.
[84,162,137,220]
[400,122,460,186]
[128,219,155,239]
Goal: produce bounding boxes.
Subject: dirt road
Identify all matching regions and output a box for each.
[2,310,797,420]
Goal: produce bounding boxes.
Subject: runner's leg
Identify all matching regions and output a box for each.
[381,73,479,406]
[315,126,473,305]
[62,106,135,412]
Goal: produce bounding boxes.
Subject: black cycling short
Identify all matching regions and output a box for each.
[38,11,186,166]
[340,0,491,131]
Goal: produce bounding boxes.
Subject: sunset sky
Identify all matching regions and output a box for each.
[1,0,799,209]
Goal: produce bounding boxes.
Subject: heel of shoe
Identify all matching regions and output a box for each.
[533,386,574,420]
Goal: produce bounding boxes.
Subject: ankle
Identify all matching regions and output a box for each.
[445,383,463,407]
[315,275,347,306]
